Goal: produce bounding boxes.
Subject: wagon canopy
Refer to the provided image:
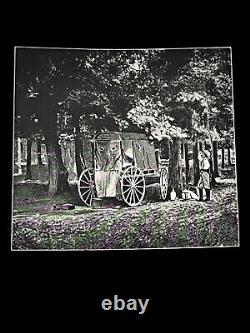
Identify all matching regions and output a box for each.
[95,132,157,170]
[95,132,147,141]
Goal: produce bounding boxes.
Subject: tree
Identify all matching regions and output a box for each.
[15,48,75,194]
[175,48,233,185]
[15,86,40,180]
[36,138,43,165]
[184,142,190,183]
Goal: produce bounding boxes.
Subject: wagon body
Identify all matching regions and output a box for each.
[78,132,169,207]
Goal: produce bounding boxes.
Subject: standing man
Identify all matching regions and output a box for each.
[197,150,212,201]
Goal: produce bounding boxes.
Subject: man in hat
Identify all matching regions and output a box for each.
[197,150,212,201]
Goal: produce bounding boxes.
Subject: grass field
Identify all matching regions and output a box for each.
[12,173,239,250]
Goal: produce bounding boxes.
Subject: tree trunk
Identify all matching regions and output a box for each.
[25,138,32,180]
[39,97,70,195]
[72,112,86,178]
[193,140,200,186]
[184,142,190,184]
[167,137,182,198]
[160,138,170,159]
[222,148,225,169]
[46,138,70,195]
[210,157,217,188]
[181,142,184,159]
[199,141,203,151]
[75,136,85,178]
[17,137,22,175]
[204,98,217,187]
[37,139,43,165]
[228,148,231,165]
[212,141,220,177]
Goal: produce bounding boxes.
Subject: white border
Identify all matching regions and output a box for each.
[15,46,232,50]
[11,46,240,251]
[230,47,240,246]
[11,46,16,250]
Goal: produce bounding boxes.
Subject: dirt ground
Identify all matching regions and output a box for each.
[12,172,239,250]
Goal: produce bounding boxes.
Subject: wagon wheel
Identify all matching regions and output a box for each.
[121,166,145,207]
[160,168,168,201]
[78,169,95,207]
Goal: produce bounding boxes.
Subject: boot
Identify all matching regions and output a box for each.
[198,189,203,201]
[205,189,211,201]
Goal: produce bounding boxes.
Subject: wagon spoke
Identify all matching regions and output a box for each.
[134,170,141,183]
[123,175,133,182]
[132,189,136,205]
[134,188,140,202]
[83,172,90,182]
[126,188,133,203]
[134,187,143,195]
[125,187,132,198]
[122,187,132,195]
[80,179,90,185]
[80,188,91,197]
[84,190,92,204]
[129,189,134,205]
[135,177,144,185]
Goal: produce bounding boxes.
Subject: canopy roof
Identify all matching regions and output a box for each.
[83,131,157,170]
[94,132,147,141]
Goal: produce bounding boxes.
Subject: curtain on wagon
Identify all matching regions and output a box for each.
[94,141,122,197]
[122,140,134,165]
[95,141,121,171]
[133,140,157,170]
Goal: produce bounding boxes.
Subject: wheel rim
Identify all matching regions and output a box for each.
[78,169,95,206]
[160,168,168,200]
[121,166,145,207]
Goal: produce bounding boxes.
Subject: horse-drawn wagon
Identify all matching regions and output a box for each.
[77,132,169,207]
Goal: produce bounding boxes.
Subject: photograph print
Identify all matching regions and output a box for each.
[12,47,239,250]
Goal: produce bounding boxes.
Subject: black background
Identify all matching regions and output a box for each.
[1,7,244,326]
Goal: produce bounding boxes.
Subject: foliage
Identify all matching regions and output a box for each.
[15,48,234,145]
[175,48,233,142]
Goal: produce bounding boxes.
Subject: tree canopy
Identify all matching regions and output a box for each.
[15,47,233,145]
